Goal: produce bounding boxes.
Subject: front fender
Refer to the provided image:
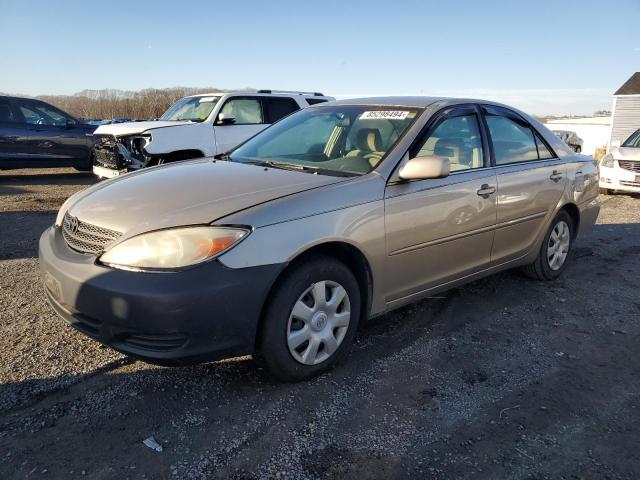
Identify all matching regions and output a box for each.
[217,200,387,314]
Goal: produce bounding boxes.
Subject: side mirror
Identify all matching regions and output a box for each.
[216,113,236,125]
[64,118,76,129]
[398,155,450,180]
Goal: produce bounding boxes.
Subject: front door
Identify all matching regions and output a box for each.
[384,106,497,305]
[214,97,268,153]
[480,105,567,264]
[15,98,81,165]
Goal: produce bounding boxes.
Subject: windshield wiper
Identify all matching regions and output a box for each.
[244,160,356,177]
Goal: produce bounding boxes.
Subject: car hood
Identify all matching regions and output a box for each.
[66,159,348,239]
[614,147,640,161]
[94,120,193,137]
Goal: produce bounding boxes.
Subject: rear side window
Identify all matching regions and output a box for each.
[265,97,299,123]
[485,115,538,165]
[220,98,264,125]
[0,98,17,123]
[305,98,329,105]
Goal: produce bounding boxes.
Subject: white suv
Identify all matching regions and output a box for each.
[600,128,640,194]
[92,90,334,178]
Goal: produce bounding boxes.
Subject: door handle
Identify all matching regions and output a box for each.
[476,184,496,197]
[550,170,563,182]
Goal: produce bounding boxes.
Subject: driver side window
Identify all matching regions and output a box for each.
[414,114,484,172]
[18,101,69,127]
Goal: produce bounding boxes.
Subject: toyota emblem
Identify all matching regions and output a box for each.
[68,216,80,234]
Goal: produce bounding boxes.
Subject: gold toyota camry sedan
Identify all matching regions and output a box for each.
[40,97,600,381]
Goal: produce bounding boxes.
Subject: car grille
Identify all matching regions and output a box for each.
[618,160,640,173]
[93,136,126,169]
[62,212,122,255]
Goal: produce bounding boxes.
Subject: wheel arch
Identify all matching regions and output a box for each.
[559,202,580,238]
[254,241,374,351]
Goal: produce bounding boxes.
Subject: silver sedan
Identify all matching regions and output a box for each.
[39,97,600,381]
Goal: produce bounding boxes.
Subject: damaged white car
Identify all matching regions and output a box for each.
[92,90,334,178]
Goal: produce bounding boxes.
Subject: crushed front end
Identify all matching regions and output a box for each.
[92,134,153,178]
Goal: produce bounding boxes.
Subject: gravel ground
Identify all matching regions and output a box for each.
[1,168,639,479]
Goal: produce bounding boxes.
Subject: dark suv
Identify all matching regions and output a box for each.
[0,95,98,170]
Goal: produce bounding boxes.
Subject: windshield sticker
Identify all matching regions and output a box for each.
[360,110,410,120]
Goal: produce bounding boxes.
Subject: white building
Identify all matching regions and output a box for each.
[609,72,640,150]
[545,116,611,156]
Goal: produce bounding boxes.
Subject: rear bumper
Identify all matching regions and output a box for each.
[39,226,283,364]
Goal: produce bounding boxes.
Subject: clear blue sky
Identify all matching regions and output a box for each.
[1,0,638,115]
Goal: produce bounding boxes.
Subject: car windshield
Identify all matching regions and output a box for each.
[230,105,420,175]
[622,129,640,148]
[160,96,220,122]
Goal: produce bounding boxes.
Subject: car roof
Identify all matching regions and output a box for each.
[184,92,332,99]
[0,94,37,101]
[328,96,525,110]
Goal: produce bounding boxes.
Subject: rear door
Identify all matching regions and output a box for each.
[481,105,567,264]
[384,105,498,304]
[264,96,300,124]
[213,96,268,153]
[0,98,27,164]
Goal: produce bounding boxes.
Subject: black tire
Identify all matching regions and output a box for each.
[74,151,94,172]
[258,255,361,382]
[522,210,574,281]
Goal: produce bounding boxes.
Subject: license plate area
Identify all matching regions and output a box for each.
[93,165,124,178]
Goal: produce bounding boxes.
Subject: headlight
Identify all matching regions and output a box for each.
[600,154,615,168]
[99,226,249,270]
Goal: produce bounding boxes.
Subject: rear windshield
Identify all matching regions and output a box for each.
[230,105,420,176]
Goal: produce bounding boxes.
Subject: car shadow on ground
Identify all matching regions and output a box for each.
[0,171,96,187]
[0,210,56,260]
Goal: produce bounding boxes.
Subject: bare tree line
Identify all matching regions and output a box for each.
[37,87,252,120]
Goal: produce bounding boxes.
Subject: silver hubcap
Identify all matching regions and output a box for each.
[287,280,351,365]
[547,220,571,271]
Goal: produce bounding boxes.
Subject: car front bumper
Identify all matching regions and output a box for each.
[38,226,283,364]
[599,165,640,193]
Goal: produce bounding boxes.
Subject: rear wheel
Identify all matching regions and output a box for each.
[258,256,361,382]
[522,210,574,281]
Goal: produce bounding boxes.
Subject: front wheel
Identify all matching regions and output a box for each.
[258,256,361,382]
[522,210,574,281]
